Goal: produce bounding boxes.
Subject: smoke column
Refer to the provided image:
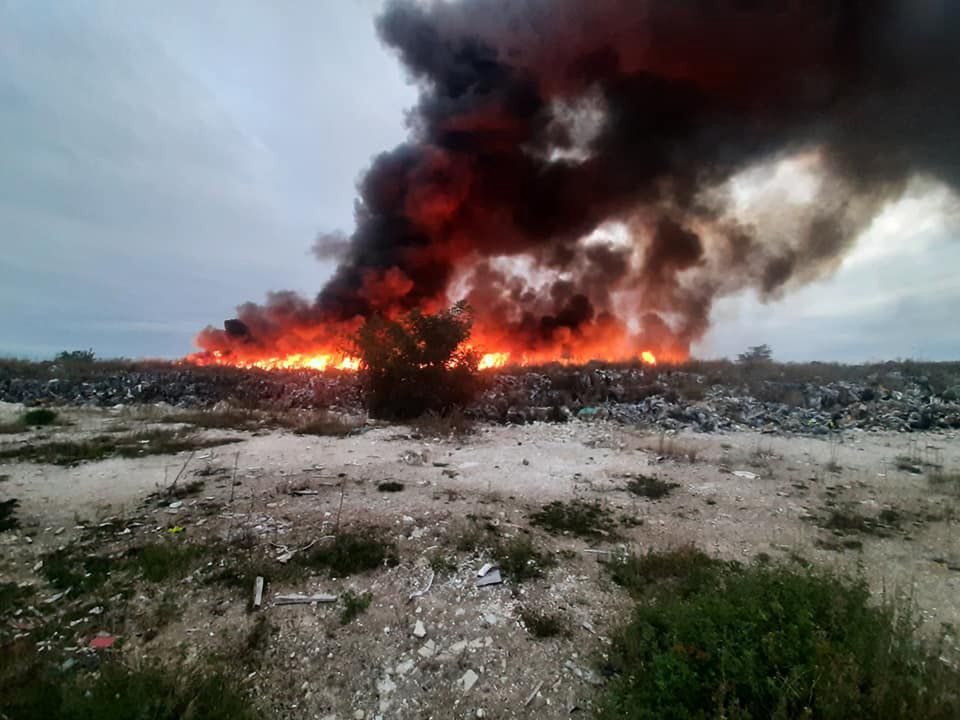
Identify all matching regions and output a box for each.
[196,0,960,365]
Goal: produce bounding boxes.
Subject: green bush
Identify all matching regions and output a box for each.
[354,302,482,420]
[20,409,58,426]
[598,557,959,720]
[0,659,256,720]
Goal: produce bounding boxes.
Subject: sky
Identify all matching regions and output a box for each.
[1,0,958,363]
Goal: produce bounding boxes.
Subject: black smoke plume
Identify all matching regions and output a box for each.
[197,0,960,361]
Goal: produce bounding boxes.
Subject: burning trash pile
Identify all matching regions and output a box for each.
[188,0,960,378]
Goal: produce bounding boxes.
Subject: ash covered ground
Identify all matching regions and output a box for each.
[1,359,959,718]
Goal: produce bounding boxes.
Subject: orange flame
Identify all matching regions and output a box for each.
[188,346,659,371]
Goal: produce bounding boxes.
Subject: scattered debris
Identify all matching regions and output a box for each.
[476,569,503,587]
[90,634,116,649]
[407,570,435,602]
[401,450,427,466]
[413,620,427,638]
[524,681,544,707]
[252,576,264,609]
[274,593,338,606]
[733,470,758,480]
[459,669,479,692]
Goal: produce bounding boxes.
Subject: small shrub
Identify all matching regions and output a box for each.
[355,302,482,420]
[339,590,373,625]
[55,348,96,364]
[452,520,498,553]
[624,475,678,499]
[518,606,566,638]
[21,408,59,426]
[530,499,617,539]
[607,546,724,598]
[377,481,405,493]
[302,531,397,577]
[597,560,960,720]
[495,535,555,582]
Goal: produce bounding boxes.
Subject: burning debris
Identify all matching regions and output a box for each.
[190,1,960,371]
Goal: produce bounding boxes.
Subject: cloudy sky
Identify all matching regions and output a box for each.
[1,0,958,363]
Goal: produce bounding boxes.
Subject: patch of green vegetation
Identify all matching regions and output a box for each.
[452,519,499,553]
[816,537,864,552]
[21,408,59,426]
[132,542,208,583]
[624,475,679,500]
[821,507,899,536]
[0,498,19,532]
[518,606,566,638]
[428,553,458,575]
[607,546,726,599]
[529,499,617,539]
[495,535,555,582]
[0,657,258,720]
[597,557,960,720]
[301,531,398,577]
[40,546,117,592]
[0,582,33,616]
[0,430,241,466]
[929,469,960,495]
[377,481,405,492]
[339,590,373,625]
[240,615,271,668]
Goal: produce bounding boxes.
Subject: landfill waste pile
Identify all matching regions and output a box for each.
[2,361,958,435]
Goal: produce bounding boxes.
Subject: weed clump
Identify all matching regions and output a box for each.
[607,546,724,598]
[21,408,59,426]
[339,590,373,625]
[530,499,616,539]
[495,535,555,582]
[133,542,207,583]
[0,430,241,466]
[518,607,567,638]
[624,475,679,499]
[302,531,397,577]
[598,555,960,720]
[0,658,257,720]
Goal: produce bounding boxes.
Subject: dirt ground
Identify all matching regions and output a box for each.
[2,401,959,719]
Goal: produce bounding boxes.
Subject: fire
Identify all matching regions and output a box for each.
[188,347,659,371]
[478,352,510,370]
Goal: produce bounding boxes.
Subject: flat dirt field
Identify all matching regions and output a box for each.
[2,402,959,719]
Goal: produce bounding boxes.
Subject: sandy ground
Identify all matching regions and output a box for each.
[1,402,959,719]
